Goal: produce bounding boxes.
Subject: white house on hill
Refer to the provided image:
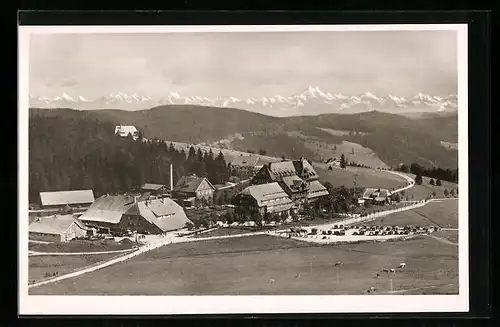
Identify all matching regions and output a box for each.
[114,125,139,140]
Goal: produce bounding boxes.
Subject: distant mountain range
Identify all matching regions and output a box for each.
[29,86,458,116]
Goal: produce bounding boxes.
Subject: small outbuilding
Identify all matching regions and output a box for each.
[29,214,88,243]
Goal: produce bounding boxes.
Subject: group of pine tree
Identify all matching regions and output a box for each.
[29,115,231,203]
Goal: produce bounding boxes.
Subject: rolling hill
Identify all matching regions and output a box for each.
[29,105,458,169]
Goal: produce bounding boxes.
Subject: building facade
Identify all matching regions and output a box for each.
[251,158,328,203]
[79,194,192,234]
[233,182,294,219]
[172,175,216,206]
[29,215,88,242]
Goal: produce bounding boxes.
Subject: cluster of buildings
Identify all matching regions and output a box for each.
[233,158,329,219]
[28,167,218,243]
[28,157,331,243]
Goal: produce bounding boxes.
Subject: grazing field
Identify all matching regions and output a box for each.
[400,174,458,200]
[29,239,136,253]
[356,199,458,229]
[315,165,408,190]
[190,228,252,238]
[432,230,459,244]
[30,234,458,295]
[29,253,122,285]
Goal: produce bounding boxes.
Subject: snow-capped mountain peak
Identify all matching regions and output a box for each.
[29,89,458,116]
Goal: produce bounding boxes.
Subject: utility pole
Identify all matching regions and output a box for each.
[310,261,313,275]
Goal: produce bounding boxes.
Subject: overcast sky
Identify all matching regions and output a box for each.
[29,31,457,98]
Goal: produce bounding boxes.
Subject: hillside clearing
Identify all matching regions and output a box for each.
[315,165,408,190]
[30,235,458,295]
[317,127,370,136]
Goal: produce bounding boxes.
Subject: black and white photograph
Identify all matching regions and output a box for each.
[18,24,468,314]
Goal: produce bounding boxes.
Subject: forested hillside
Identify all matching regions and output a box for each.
[29,114,230,203]
[30,106,458,169]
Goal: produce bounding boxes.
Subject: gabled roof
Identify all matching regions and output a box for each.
[136,198,192,232]
[79,194,136,224]
[293,158,319,181]
[362,188,379,199]
[80,194,191,231]
[362,188,391,199]
[240,182,292,207]
[307,180,329,199]
[280,175,308,193]
[173,176,215,193]
[40,190,95,207]
[29,214,86,235]
[254,158,319,182]
[141,183,167,191]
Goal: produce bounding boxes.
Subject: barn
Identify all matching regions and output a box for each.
[79,194,192,235]
[29,214,88,243]
[39,190,95,210]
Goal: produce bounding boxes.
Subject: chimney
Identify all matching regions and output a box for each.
[170,164,174,191]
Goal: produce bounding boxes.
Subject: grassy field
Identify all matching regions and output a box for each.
[432,230,459,244]
[30,234,458,295]
[355,199,458,228]
[191,228,252,238]
[29,253,122,285]
[315,165,408,190]
[29,239,136,253]
[399,174,458,200]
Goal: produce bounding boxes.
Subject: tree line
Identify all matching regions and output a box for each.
[29,115,230,203]
[396,162,458,184]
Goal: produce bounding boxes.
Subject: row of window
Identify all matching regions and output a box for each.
[30,232,57,237]
[261,196,289,204]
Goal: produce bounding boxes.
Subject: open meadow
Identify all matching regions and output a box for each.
[315,165,408,190]
[29,253,125,285]
[29,239,136,253]
[30,233,458,296]
[399,174,458,200]
[355,199,458,229]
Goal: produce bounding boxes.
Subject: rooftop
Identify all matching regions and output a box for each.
[40,190,95,207]
[29,214,86,235]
